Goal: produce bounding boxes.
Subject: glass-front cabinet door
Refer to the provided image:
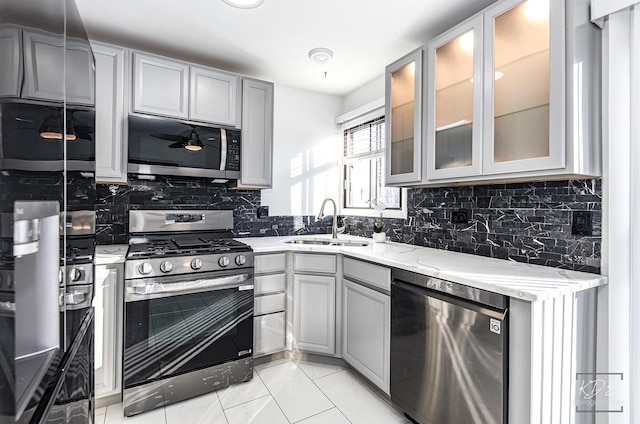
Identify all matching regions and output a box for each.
[426,16,484,180]
[483,0,564,174]
[385,48,422,185]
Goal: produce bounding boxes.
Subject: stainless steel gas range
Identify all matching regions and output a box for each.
[122,210,254,417]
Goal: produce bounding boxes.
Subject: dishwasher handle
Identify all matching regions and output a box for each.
[392,268,508,311]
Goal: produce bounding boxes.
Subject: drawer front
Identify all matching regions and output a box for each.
[254,253,287,274]
[255,273,286,295]
[254,312,285,356]
[293,253,336,274]
[255,293,286,315]
[343,257,391,292]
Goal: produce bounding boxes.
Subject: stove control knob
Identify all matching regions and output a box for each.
[70,268,82,282]
[218,256,230,267]
[160,261,173,273]
[191,258,203,270]
[138,262,153,275]
[235,255,246,266]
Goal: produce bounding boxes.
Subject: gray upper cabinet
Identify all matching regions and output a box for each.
[426,16,484,181]
[385,48,423,186]
[93,42,128,184]
[132,51,242,127]
[238,77,274,188]
[190,66,240,127]
[22,29,65,102]
[132,51,189,119]
[0,25,22,98]
[65,37,95,106]
[387,0,601,187]
[22,29,94,105]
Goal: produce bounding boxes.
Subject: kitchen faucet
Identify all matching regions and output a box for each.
[317,197,342,239]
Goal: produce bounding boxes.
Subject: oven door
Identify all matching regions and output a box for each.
[123,270,254,390]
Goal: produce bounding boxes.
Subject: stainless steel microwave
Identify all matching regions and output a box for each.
[0,102,95,172]
[127,115,241,180]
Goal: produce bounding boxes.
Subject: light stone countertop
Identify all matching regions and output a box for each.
[95,244,128,265]
[238,234,607,302]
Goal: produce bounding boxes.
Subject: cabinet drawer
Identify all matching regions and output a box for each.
[255,293,285,315]
[254,273,286,295]
[254,253,287,274]
[254,312,285,356]
[293,253,336,274]
[343,257,391,292]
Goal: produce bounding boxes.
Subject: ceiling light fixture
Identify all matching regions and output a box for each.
[308,48,333,64]
[221,0,265,9]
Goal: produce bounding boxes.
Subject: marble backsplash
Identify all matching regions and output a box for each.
[96,176,601,273]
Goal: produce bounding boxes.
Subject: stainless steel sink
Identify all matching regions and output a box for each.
[284,238,369,247]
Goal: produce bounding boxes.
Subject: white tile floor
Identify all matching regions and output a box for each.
[95,357,410,424]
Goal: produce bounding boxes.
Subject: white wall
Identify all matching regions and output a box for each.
[261,84,343,216]
[340,75,384,115]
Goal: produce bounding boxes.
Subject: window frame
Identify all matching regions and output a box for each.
[337,102,407,220]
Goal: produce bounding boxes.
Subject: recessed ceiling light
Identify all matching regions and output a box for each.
[308,48,333,64]
[221,0,265,9]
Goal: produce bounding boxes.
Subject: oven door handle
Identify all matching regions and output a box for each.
[128,273,252,297]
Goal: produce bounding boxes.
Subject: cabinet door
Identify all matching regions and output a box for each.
[293,274,335,355]
[189,66,239,126]
[64,37,95,106]
[239,78,274,188]
[22,29,65,102]
[0,25,22,97]
[426,16,484,180]
[342,279,390,393]
[254,312,285,356]
[385,48,423,185]
[483,0,564,174]
[132,52,189,119]
[93,42,128,184]
[94,264,123,400]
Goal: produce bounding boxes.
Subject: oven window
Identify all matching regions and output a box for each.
[124,287,253,388]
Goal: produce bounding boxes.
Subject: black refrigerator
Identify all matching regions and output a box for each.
[0,0,97,422]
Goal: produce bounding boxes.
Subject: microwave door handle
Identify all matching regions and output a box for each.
[220,129,227,171]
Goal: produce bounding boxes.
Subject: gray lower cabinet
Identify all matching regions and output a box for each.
[93,42,128,184]
[293,254,336,355]
[238,77,274,188]
[94,262,124,405]
[253,253,287,356]
[342,257,390,393]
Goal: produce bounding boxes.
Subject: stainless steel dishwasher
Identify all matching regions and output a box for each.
[390,268,508,424]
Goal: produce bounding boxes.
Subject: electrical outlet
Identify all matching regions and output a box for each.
[451,209,469,224]
[572,210,593,236]
[257,206,269,218]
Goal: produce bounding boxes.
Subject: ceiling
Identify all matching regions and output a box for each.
[74,0,499,97]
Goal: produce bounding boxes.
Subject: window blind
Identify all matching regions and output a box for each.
[343,116,385,159]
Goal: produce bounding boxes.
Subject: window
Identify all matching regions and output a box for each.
[342,115,405,218]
